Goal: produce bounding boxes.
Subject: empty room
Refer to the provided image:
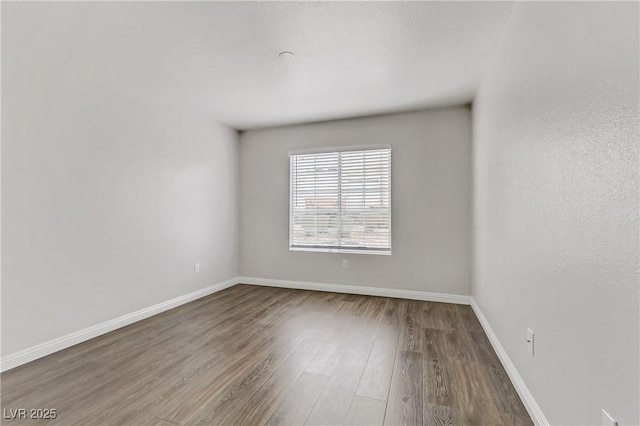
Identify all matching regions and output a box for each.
[1,1,638,425]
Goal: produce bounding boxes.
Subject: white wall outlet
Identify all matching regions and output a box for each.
[342,259,349,269]
[194,263,200,273]
[526,328,534,355]
[601,409,617,426]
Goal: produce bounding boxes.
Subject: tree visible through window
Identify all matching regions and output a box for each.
[289,147,391,254]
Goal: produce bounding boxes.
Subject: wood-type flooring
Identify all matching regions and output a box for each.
[1,284,532,425]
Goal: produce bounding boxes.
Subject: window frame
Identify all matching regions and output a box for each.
[288,145,392,256]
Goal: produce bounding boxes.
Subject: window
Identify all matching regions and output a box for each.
[289,146,391,254]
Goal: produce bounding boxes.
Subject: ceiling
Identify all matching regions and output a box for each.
[5,1,516,130]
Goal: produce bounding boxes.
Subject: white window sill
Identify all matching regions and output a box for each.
[289,247,391,256]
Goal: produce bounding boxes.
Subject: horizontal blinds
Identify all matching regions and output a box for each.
[290,147,391,252]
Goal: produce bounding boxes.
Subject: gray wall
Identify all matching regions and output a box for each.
[1,5,239,356]
[240,108,472,295]
[473,2,639,424]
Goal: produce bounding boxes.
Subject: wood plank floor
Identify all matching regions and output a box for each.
[1,285,532,425]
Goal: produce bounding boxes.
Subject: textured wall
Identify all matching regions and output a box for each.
[2,4,239,356]
[473,2,639,424]
[240,108,472,295]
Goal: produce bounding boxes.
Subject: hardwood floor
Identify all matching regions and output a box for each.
[1,285,532,425]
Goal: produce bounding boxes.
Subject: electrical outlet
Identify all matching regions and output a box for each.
[601,409,617,426]
[342,259,349,269]
[194,263,200,273]
[526,329,534,355]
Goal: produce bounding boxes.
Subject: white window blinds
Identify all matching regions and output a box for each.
[289,147,391,254]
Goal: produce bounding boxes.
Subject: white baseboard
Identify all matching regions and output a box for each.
[470,298,549,426]
[0,277,239,373]
[237,276,471,305]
